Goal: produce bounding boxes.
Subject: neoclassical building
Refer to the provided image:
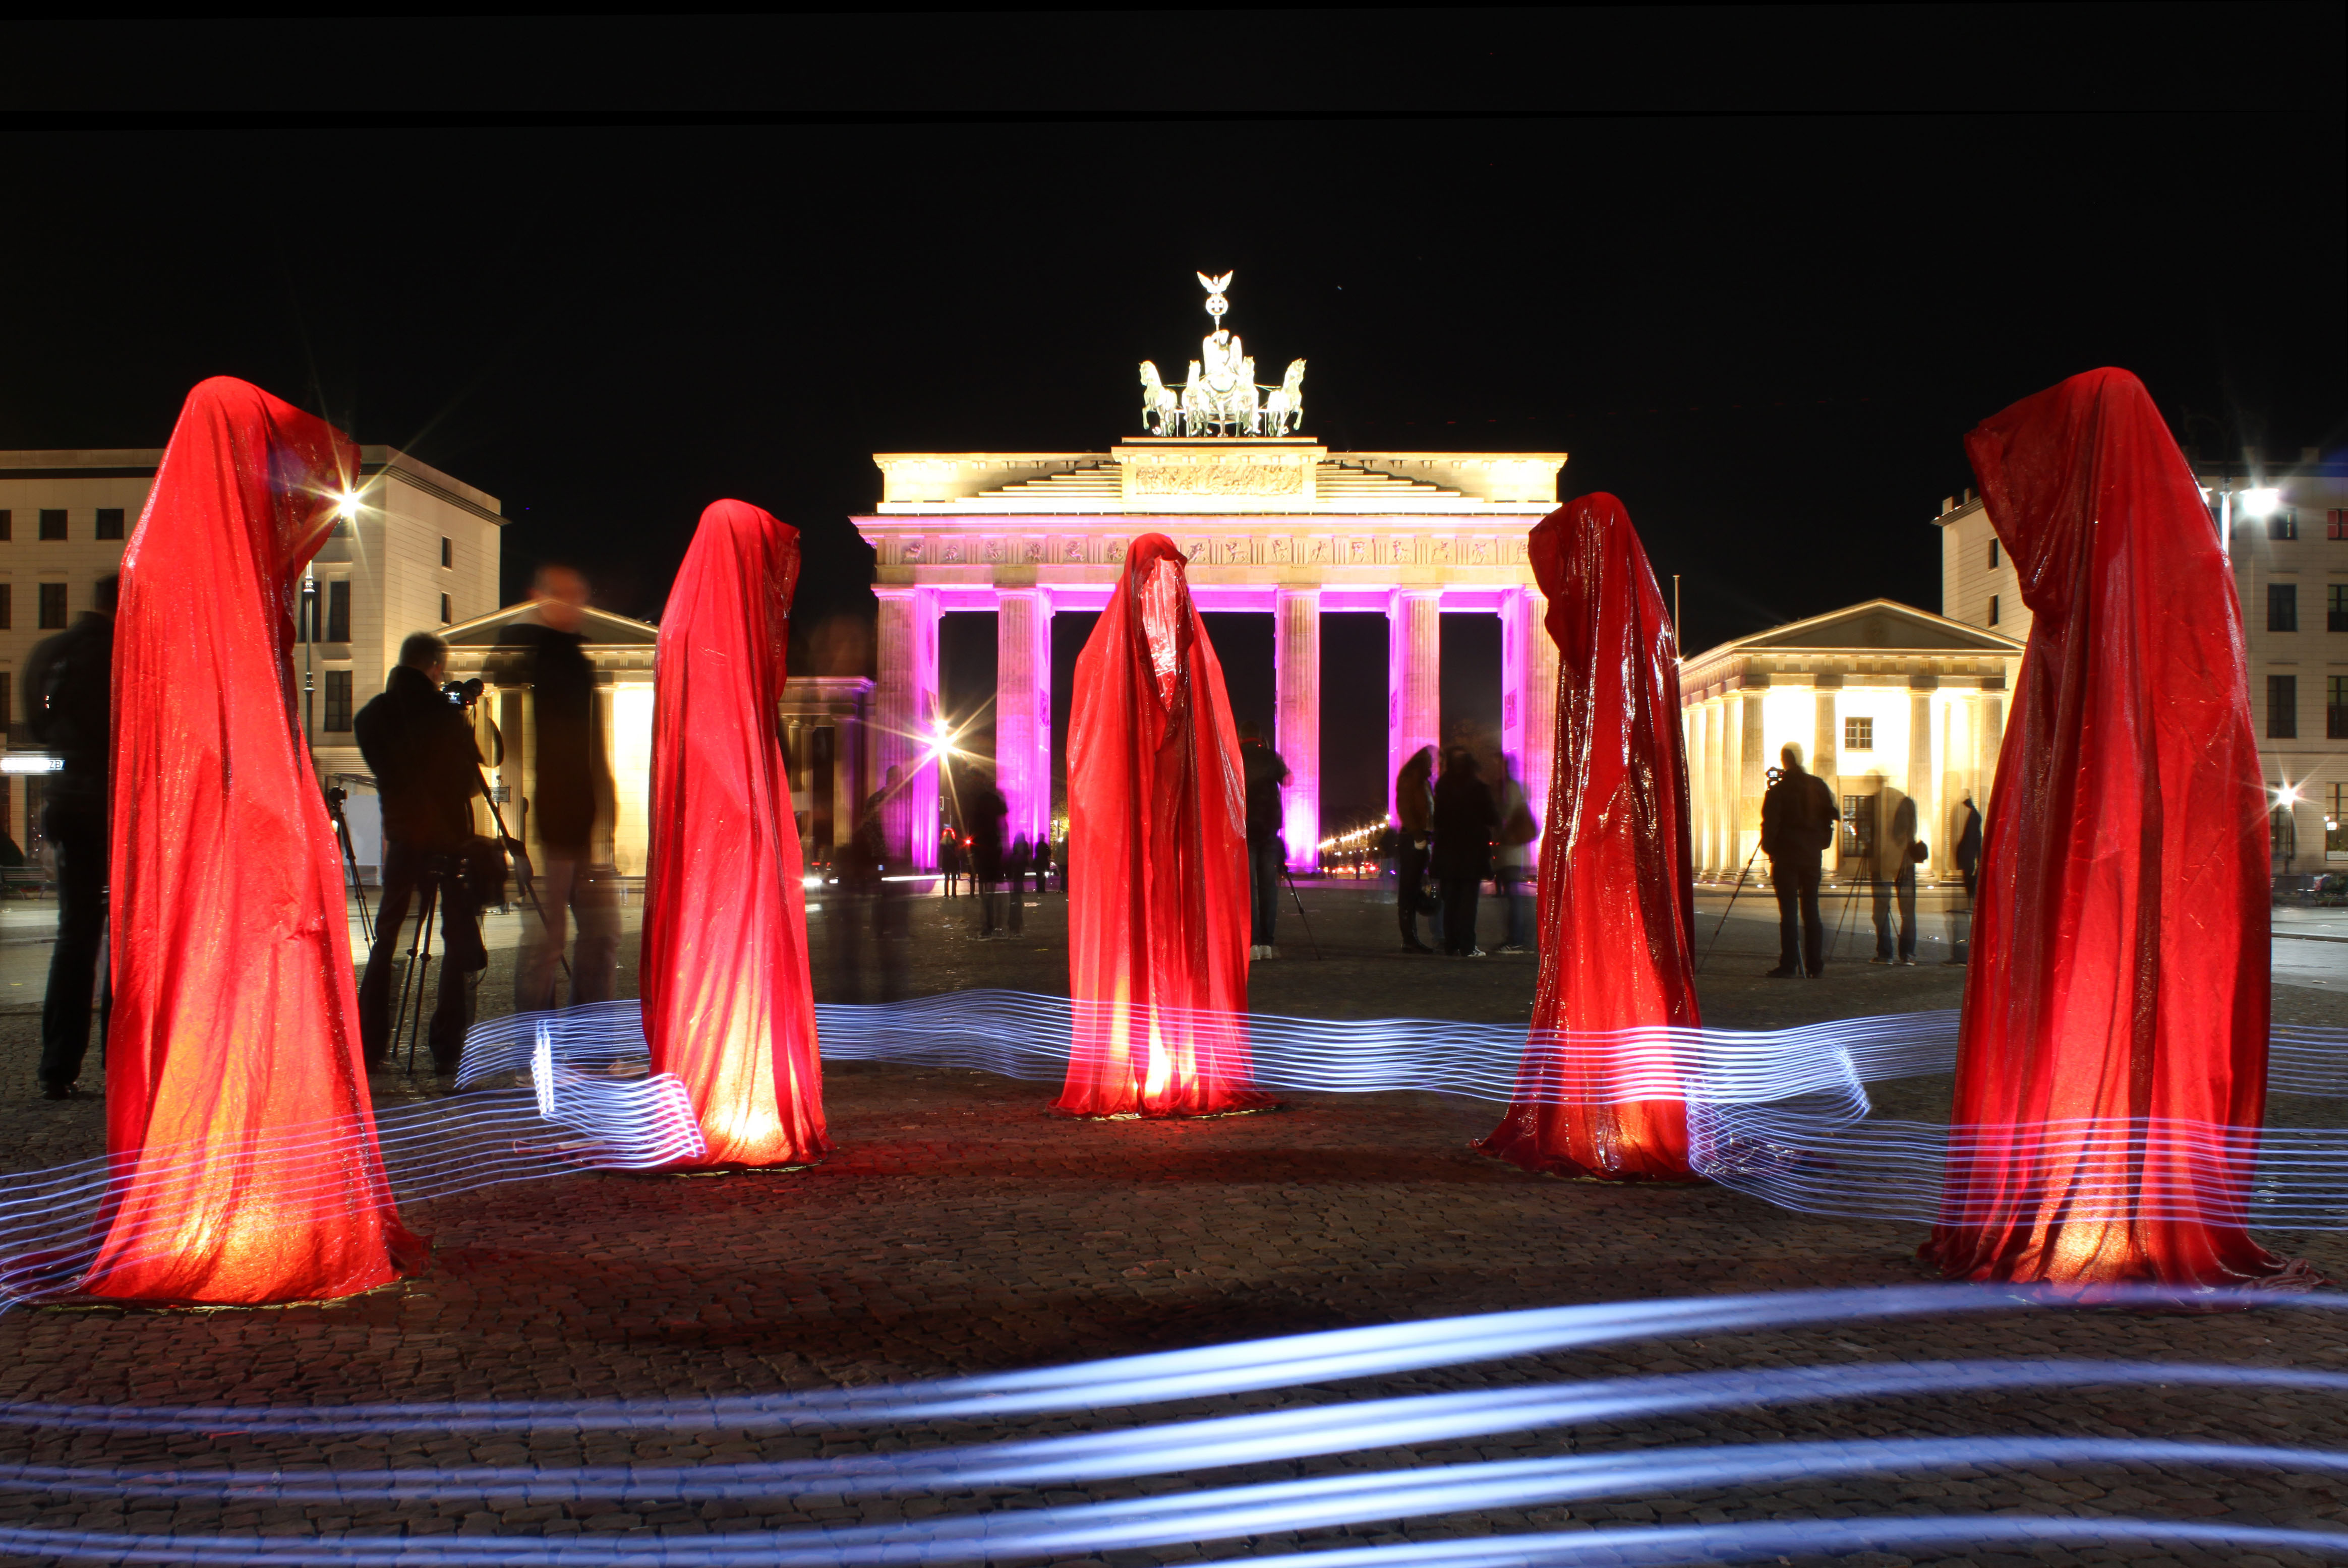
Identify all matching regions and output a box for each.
[1679,600,2024,884]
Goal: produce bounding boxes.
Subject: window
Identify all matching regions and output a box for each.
[1839,795,1875,861]
[2270,510,2299,540]
[2329,677,2348,740]
[0,674,11,744]
[37,510,66,541]
[0,510,12,540]
[36,582,67,629]
[1987,593,2000,626]
[439,592,452,626]
[1843,716,1873,751]
[323,671,353,732]
[325,579,349,643]
[2331,585,2348,632]
[2329,785,2348,857]
[1988,538,2001,569]
[95,508,125,541]
[2270,582,2299,632]
[2268,674,2299,738]
[0,584,11,631]
[2272,803,2298,863]
[440,536,453,568]
[2330,510,2348,540]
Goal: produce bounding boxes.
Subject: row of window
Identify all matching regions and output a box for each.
[2260,582,2348,632]
[2263,674,2348,740]
[0,582,90,631]
[0,509,127,541]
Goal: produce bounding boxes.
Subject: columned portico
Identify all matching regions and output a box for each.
[873,585,942,872]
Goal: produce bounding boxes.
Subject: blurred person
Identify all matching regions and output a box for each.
[354,632,489,1073]
[1946,792,1983,965]
[829,792,880,1004]
[941,826,962,897]
[26,572,116,1099]
[492,564,621,1011]
[1007,832,1031,935]
[1760,742,1839,978]
[857,788,910,1001]
[1870,791,1921,967]
[969,775,1008,937]
[1394,746,1437,953]
[1491,751,1538,954]
[1239,720,1291,959]
[1431,747,1498,956]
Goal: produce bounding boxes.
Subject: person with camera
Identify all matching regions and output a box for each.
[26,572,116,1100]
[1760,742,1840,978]
[355,632,489,1073]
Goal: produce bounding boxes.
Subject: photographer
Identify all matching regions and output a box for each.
[355,632,488,1073]
[26,572,116,1100]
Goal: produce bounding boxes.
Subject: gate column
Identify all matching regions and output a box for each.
[1274,586,1321,869]
[996,587,1052,849]
[874,585,941,872]
[1388,587,1443,821]
[1500,585,1557,854]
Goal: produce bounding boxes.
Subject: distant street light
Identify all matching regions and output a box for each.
[2240,487,2283,520]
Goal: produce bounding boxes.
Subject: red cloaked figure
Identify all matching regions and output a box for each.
[81,378,422,1304]
[1478,495,1699,1182]
[1925,368,2313,1291]
[641,500,831,1167]
[1056,534,1269,1117]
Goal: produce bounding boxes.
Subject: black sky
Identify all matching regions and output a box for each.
[4,10,2341,825]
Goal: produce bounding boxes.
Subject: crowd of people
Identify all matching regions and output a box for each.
[1388,743,1539,958]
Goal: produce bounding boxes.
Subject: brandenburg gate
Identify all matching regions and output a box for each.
[853,274,1565,872]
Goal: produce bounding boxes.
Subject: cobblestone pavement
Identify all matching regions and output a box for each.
[2,883,2345,1565]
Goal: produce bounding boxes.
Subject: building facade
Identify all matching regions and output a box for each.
[1679,600,2024,885]
[1934,448,2348,878]
[0,445,501,857]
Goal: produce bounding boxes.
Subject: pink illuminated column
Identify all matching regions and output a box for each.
[1500,585,1558,851]
[996,587,1053,847]
[874,585,941,872]
[1387,588,1443,821]
[1274,586,1320,870]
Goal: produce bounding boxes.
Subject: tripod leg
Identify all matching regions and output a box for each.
[403,879,440,1076]
[1280,867,1321,959]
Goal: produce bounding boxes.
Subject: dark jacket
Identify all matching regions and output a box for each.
[968,786,1008,879]
[1396,763,1434,839]
[1430,769,1499,880]
[24,612,114,808]
[488,622,607,853]
[1955,804,1983,872]
[1242,740,1290,841]
[1760,767,1839,861]
[355,664,483,855]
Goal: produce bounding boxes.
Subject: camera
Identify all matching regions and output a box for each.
[442,677,485,709]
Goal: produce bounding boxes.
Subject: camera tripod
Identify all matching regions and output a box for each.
[1276,861,1321,959]
[324,779,374,947]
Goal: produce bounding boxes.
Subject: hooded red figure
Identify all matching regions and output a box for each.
[1925,368,2313,1292]
[1478,495,1699,1182]
[641,500,831,1168]
[81,377,422,1304]
[1056,534,1268,1117]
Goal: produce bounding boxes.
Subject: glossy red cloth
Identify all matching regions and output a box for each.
[1058,534,1268,1117]
[1478,495,1698,1182]
[641,500,830,1168]
[82,377,421,1304]
[1925,368,2311,1290]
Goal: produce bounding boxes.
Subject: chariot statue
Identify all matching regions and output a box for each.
[1135,271,1305,437]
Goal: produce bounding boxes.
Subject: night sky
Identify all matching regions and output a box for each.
[5,12,2340,827]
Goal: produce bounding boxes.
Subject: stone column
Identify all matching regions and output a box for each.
[1720,690,1744,876]
[996,587,1052,849]
[1907,685,1936,879]
[1387,588,1443,821]
[1274,586,1321,869]
[1812,682,1841,876]
[1500,586,1558,853]
[873,586,941,872]
[1738,688,1768,876]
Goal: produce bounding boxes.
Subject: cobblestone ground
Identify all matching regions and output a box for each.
[2,883,2345,1565]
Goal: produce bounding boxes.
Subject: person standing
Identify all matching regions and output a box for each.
[1238,720,1290,960]
[940,827,962,898]
[354,632,489,1072]
[1431,748,1499,957]
[1947,793,1984,966]
[969,776,1008,937]
[492,564,621,1011]
[858,789,910,1002]
[1491,751,1538,955]
[1760,742,1839,978]
[26,573,115,1100]
[1394,746,1437,953]
[1007,832,1031,935]
[1870,791,1920,966]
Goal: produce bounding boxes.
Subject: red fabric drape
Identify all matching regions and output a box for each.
[1924,368,2312,1291]
[82,377,421,1304]
[1057,534,1268,1117]
[1478,495,1699,1182]
[641,500,830,1168]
